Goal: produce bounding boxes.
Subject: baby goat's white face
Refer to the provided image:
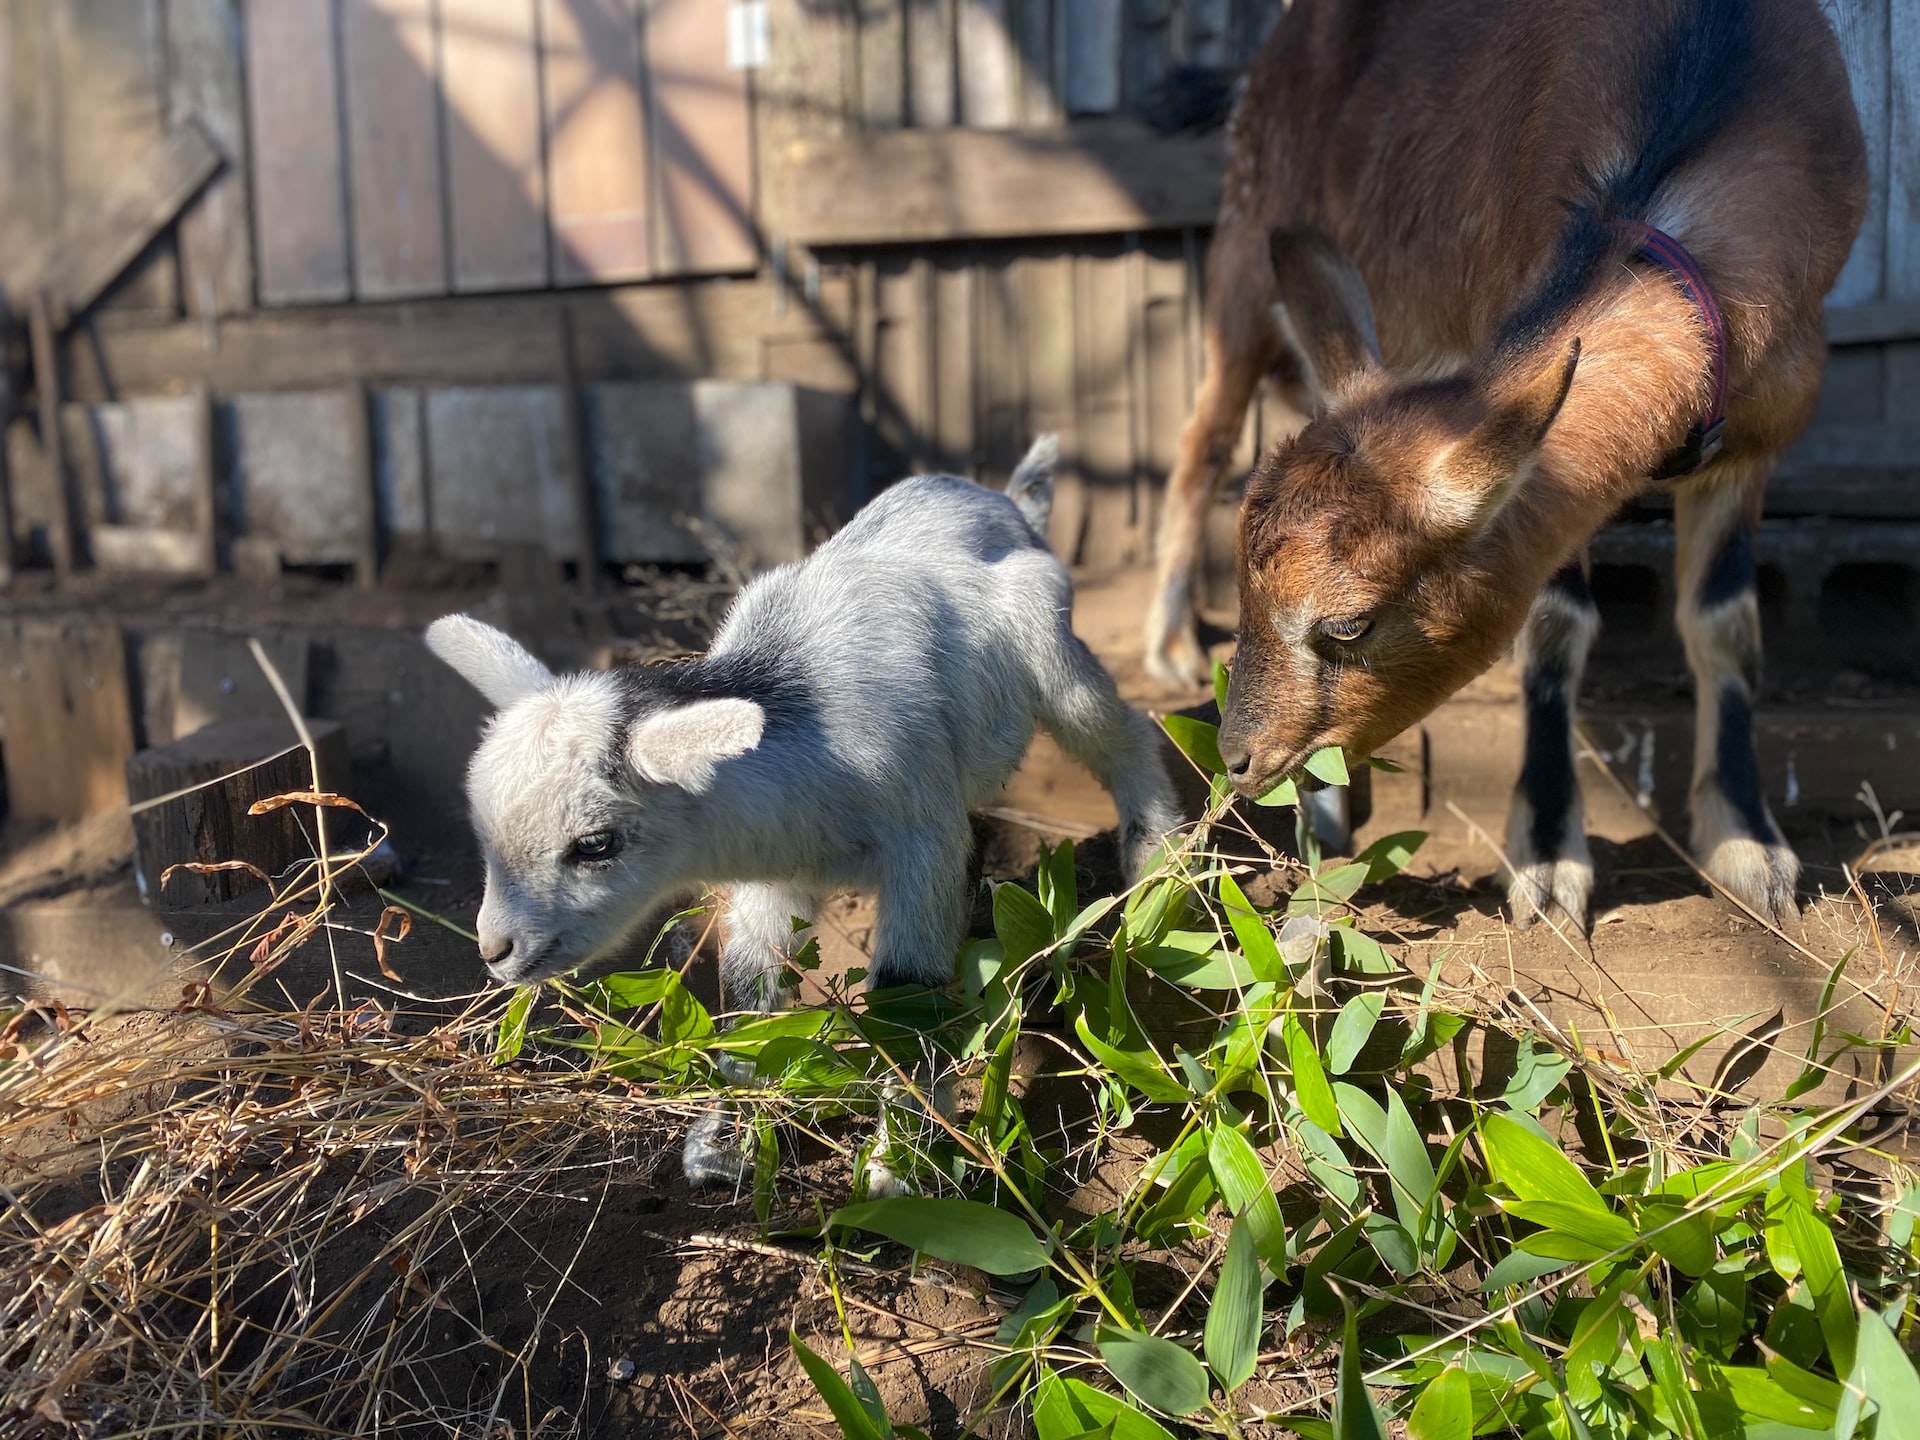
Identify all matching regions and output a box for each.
[425,616,764,986]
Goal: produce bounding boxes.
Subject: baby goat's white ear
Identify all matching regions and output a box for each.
[628,698,764,793]
[424,614,554,709]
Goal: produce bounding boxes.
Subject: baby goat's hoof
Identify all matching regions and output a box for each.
[1699,833,1800,929]
[682,1105,751,1189]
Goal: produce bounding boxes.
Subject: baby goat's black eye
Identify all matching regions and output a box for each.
[1319,615,1373,644]
[568,831,622,863]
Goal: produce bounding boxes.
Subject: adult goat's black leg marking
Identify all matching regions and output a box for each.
[1674,473,1798,925]
[1505,559,1601,928]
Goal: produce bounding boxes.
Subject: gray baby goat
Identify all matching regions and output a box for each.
[426,438,1181,1191]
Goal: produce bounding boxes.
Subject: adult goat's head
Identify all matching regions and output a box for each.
[1219,228,1580,798]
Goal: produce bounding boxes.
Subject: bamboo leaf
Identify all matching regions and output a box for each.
[995,882,1056,967]
[1285,1014,1343,1137]
[1353,830,1426,884]
[1304,747,1351,786]
[1255,776,1300,807]
[1096,1325,1211,1416]
[1854,1305,1920,1440]
[1219,872,1283,983]
[1076,1013,1192,1104]
[791,1333,886,1440]
[1033,1371,1179,1440]
[1205,1219,1262,1391]
[1480,1113,1609,1213]
[1407,1365,1471,1440]
[1161,715,1225,776]
[1334,1306,1388,1440]
[1326,993,1386,1074]
[830,1197,1050,1276]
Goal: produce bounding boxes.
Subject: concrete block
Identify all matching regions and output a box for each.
[586,381,706,564]
[223,391,361,565]
[372,387,429,541]
[424,385,576,559]
[63,396,203,532]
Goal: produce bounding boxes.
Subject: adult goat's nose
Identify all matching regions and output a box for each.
[479,934,514,967]
[1217,732,1254,778]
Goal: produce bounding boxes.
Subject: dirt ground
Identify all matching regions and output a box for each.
[4,559,1919,1437]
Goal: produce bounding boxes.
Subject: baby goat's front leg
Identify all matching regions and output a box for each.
[682,883,815,1188]
[861,822,972,1198]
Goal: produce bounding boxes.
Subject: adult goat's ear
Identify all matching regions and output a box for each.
[628,698,765,793]
[1423,337,1580,535]
[424,614,554,709]
[1268,226,1383,413]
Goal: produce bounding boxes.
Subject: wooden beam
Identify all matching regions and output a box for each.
[69,275,858,401]
[1825,300,1920,345]
[26,293,73,581]
[769,119,1225,245]
[7,121,222,331]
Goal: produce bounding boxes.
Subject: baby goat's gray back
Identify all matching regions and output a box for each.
[713,475,1067,811]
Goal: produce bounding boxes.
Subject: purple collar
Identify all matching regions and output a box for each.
[1614,219,1728,477]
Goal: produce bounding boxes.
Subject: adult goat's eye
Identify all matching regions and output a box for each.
[1319,615,1374,644]
[568,831,622,863]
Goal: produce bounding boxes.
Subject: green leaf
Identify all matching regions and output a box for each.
[1133,942,1261,990]
[1076,1012,1192,1104]
[995,882,1056,967]
[1782,951,1850,1102]
[1639,1199,1716,1277]
[1161,715,1225,776]
[1502,1199,1639,1254]
[1407,1365,1472,1440]
[830,1197,1050,1276]
[1284,1014,1342,1137]
[1255,776,1300,807]
[1381,1089,1438,1234]
[1765,1183,1854,1376]
[1480,1113,1609,1213]
[1353,831,1426,884]
[1325,994,1385,1075]
[1219,872,1284,983]
[791,1333,886,1440]
[1304,747,1351,786]
[1334,1306,1388,1440]
[1096,1325,1211,1416]
[660,975,713,1044]
[1038,840,1079,933]
[1481,1248,1572,1291]
[1033,1371,1178,1440]
[494,985,535,1063]
[1205,1219,1262,1391]
[1207,1124,1287,1265]
[1213,660,1230,715]
[1714,1366,1837,1430]
[1855,1305,1920,1440]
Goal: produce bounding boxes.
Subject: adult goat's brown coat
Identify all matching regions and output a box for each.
[1147,0,1865,927]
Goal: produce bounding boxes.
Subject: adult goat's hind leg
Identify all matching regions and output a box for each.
[683,882,815,1189]
[1675,471,1798,926]
[1506,561,1601,930]
[1037,633,1182,880]
[1144,309,1276,690]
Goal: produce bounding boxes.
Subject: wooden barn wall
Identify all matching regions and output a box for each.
[0,0,1913,586]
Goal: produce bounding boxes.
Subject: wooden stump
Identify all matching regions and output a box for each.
[126,718,350,906]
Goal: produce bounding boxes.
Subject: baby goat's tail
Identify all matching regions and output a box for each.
[1005,434,1058,542]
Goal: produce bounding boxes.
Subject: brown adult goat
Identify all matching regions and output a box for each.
[1145,0,1865,929]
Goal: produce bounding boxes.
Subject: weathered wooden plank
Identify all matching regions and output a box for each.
[859,0,907,128]
[871,256,929,474]
[933,258,974,474]
[1062,0,1121,115]
[1822,0,1889,305]
[756,0,853,240]
[543,0,651,284]
[769,119,1226,244]
[10,122,221,331]
[341,0,447,299]
[0,617,134,820]
[56,0,177,314]
[246,0,351,304]
[168,0,253,316]
[72,274,858,399]
[958,0,1015,128]
[649,0,756,275]
[441,0,548,291]
[1125,0,1171,107]
[1074,248,1138,565]
[1014,0,1060,125]
[1826,299,1920,344]
[974,253,1026,482]
[1883,0,1920,424]
[906,0,955,126]
[1183,0,1230,66]
[26,293,73,579]
[1022,249,1081,556]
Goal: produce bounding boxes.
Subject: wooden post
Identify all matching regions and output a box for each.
[0,291,15,588]
[554,308,600,594]
[26,292,74,582]
[343,378,379,588]
[191,381,220,577]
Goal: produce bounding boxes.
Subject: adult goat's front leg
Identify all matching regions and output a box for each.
[1506,562,1601,930]
[861,826,971,1199]
[683,883,815,1189]
[1675,476,1798,926]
